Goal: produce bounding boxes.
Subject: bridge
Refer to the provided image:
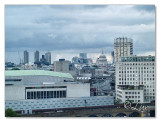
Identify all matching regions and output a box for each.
[22,104,155,117]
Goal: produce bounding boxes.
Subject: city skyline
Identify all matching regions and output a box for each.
[5,5,155,64]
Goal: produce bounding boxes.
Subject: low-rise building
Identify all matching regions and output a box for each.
[5,70,114,114]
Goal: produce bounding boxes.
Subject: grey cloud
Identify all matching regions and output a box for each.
[83,5,108,9]
[5,5,155,56]
[133,5,155,12]
[49,5,108,10]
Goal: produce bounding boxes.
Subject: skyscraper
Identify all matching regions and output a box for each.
[24,50,29,64]
[79,53,87,59]
[114,37,133,63]
[45,52,51,65]
[34,51,39,63]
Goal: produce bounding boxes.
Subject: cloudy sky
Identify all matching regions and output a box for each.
[5,5,155,64]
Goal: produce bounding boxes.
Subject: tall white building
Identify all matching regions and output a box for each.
[45,52,51,65]
[116,55,155,103]
[24,50,29,64]
[114,37,133,63]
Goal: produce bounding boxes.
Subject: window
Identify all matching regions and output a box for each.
[27,90,66,99]
[60,91,63,98]
[34,92,36,99]
[63,91,66,98]
[31,92,34,99]
[37,91,40,99]
[27,92,30,99]
[54,91,56,98]
[41,91,44,99]
[44,91,47,98]
[57,91,60,98]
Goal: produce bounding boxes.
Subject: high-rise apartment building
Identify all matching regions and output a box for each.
[115,55,155,103]
[34,51,39,63]
[79,53,87,59]
[45,52,51,65]
[114,37,133,63]
[24,50,29,64]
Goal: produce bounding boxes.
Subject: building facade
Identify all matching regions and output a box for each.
[5,70,114,114]
[114,37,133,63]
[54,59,70,72]
[24,50,29,64]
[45,52,51,65]
[115,55,155,103]
[34,51,39,63]
[79,53,87,59]
[96,51,108,67]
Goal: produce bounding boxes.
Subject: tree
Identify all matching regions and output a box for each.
[11,68,20,70]
[114,99,121,105]
[5,108,20,117]
[92,65,98,68]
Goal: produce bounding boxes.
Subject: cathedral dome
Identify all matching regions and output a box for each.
[99,54,106,59]
[96,50,108,66]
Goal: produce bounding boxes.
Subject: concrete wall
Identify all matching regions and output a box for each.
[5,83,90,100]
[116,89,144,103]
[67,83,90,97]
[5,96,114,114]
[5,85,25,100]
[54,61,69,72]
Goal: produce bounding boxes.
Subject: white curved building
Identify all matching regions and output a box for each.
[5,70,114,114]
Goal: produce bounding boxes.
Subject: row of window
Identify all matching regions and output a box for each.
[5,79,22,82]
[119,78,154,81]
[119,67,154,70]
[117,94,122,98]
[26,90,66,99]
[125,92,140,94]
[118,82,144,85]
[144,96,155,100]
[119,71,154,73]
[6,102,113,110]
[119,74,154,77]
[125,96,140,98]
[144,93,155,95]
[144,86,155,89]
[119,62,154,65]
